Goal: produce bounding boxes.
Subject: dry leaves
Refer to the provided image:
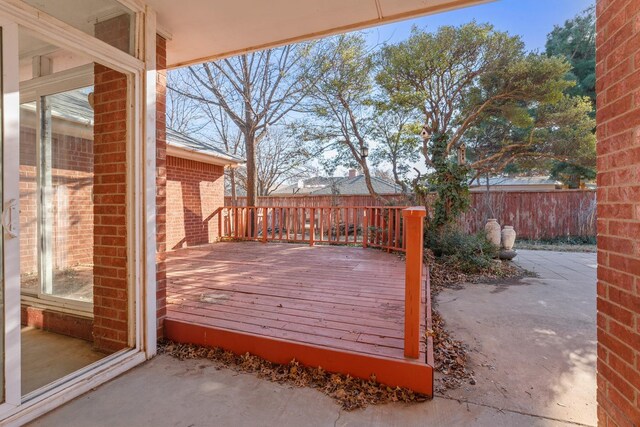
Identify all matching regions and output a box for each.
[428,255,522,296]
[431,309,474,394]
[158,341,429,410]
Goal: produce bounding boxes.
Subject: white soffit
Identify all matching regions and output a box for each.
[147,0,491,68]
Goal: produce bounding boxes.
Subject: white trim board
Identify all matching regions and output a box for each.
[166,144,244,167]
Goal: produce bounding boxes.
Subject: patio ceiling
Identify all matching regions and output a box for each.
[147,0,491,68]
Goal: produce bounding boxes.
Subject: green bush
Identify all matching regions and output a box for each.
[426,226,499,274]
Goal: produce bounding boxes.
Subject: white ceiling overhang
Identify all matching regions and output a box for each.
[146,0,491,68]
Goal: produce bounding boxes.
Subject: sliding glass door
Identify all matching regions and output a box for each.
[0,1,149,419]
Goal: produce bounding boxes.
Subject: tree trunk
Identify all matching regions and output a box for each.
[485,173,494,218]
[245,131,256,207]
[391,155,408,193]
[244,128,257,237]
[230,168,237,206]
[361,161,383,202]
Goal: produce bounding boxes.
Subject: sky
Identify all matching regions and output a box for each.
[364,0,594,53]
[328,0,595,178]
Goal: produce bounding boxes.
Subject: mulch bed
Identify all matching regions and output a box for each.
[158,340,429,410]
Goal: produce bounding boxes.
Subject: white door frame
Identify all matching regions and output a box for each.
[1,16,23,411]
[0,0,158,423]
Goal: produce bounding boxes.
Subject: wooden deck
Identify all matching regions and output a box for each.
[165,241,433,394]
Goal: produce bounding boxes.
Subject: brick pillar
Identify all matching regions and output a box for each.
[595,0,640,425]
[156,35,168,339]
[92,64,129,353]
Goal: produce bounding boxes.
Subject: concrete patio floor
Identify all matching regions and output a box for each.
[436,249,597,426]
[29,249,596,427]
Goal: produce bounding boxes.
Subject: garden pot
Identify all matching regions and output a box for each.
[484,219,501,247]
[501,226,516,250]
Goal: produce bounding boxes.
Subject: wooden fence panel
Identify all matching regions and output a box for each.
[225,190,596,239]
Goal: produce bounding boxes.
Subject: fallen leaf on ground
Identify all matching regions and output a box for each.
[158,341,429,410]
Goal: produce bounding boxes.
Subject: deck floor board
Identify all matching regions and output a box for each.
[167,242,426,362]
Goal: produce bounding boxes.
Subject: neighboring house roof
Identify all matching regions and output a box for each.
[470,176,562,189]
[166,128,244,167]
[270,175,403,196]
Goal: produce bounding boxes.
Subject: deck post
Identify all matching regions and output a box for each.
[262,207,268,243]
[309,208,315,246]
[402,207,426,359]
[362,208,368,248]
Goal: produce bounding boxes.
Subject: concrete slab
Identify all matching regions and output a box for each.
[29,355,581,427]
[435,249,597,426]
[29,249,596,427]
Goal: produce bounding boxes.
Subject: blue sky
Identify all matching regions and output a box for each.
[365,0,594,52]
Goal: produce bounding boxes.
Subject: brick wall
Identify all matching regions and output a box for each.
[21,306,93,342]
[595,0,640,425]
[92,64,129,353]
[156,35,168,338]
[94,14,132,54]
[166,156,225,250]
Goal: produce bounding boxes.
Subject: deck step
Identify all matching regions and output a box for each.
[164,319,433,396]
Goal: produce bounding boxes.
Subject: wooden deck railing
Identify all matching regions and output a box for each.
[211,205,409,252]
[209,205,426,359]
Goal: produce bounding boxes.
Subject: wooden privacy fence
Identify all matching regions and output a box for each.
[211,205,409,252]
[460,190,597,239]
[226,190,597,239]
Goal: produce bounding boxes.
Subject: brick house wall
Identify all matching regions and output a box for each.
[92,64,129,353]
[595,0,640,425]
[166,156,225,250]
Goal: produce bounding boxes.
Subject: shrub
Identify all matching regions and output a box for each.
[426,226,498,274]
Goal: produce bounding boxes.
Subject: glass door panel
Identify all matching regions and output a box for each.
[19,89,95,305]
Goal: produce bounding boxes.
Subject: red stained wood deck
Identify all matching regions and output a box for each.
[165,241,433,395]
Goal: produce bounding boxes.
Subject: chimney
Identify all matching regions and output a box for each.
[348,169,357,178]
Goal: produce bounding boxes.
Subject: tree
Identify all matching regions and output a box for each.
[233,127,315,196]
[370,103,421,193]
[166,73,205,134]
[179,44,318,208]
[545,6,596,107]
[377,23,579,227]
[200,102,244,205]
[464,95,596,183]
[545,6,597,187]
[301,34,380,199]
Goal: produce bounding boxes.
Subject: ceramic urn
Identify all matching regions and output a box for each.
[484,219,501,247]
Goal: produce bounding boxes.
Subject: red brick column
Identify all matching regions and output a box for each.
[92,64,129,353]
[156,35,168,338]
[595,0,640,425]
